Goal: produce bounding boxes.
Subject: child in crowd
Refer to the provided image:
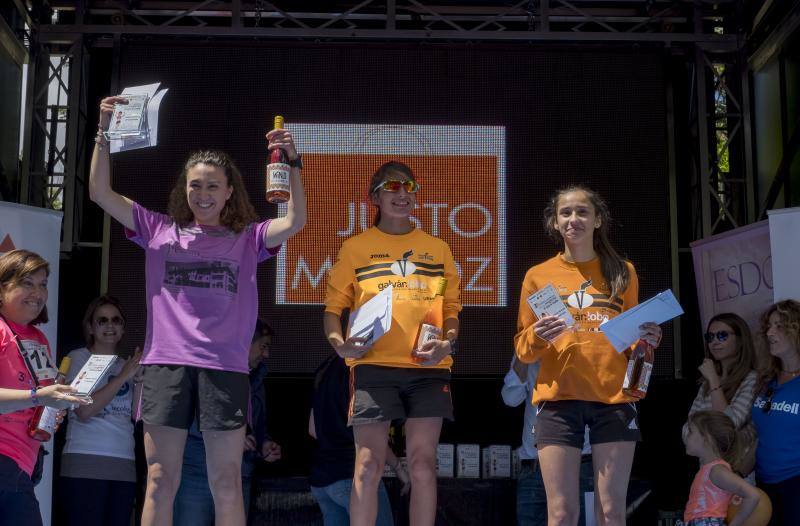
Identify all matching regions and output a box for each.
[681,411,760,526]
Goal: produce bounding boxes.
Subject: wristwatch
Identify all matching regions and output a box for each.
[287,154,303,169]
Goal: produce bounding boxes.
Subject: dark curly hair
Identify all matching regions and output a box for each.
[167,150,258,233]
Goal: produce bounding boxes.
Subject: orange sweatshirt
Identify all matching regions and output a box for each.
[514,254,639,404]
[325,226,461,369]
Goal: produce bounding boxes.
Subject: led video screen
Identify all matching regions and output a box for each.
[108,42,671,375]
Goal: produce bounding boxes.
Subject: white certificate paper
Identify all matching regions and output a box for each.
[600,289,684,352]
[70,354,117,395]
[348,285,393,346]
[526,283,575,327]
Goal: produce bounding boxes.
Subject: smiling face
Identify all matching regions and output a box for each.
[0,268,48,325]
[371,174,417,223]
[88,303,125,349]
[554,190,600,248]
[706,320,739,366]
[185,163,233,226]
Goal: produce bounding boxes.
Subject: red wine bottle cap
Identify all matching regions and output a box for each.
[274,115,284,129]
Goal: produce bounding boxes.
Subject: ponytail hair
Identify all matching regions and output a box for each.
[543,185,630,300]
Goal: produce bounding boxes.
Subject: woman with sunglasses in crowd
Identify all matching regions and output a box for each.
[324,161,461,526]
[0,249,89,526]
[514,186,662,526]
[58,295,141,526]
[684,313,759,436]
[751,299,800,525]
[90,96,306,526]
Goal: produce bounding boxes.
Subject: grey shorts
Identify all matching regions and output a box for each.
[141,364,249,431]
[348,365,453,426]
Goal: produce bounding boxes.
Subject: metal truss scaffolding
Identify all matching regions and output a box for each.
[19,0,752,250]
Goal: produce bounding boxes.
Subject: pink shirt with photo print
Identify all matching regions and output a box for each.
[125,202,279,374]
[0,319,54,475]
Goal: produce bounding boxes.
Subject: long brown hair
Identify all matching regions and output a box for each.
[167,150,258,233]
[756,299,800,392]
[81,295,126,349]
[543,185,630,300]
[0,249,50,325]
[368,161,417,227]
[687,410,754,475]
[701,312,758,402]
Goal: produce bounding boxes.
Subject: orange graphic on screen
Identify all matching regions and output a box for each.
[277,153,504,306]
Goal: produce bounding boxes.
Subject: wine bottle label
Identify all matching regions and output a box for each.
[419,324,443,345]
[637,362,653,392]
[266,162,291,193]
[36,407,58,435]
[622,357,636,389]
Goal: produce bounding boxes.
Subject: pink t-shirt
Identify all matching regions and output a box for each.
[125,202,279,373]
[0,319,54,475]
[685,459,733,521]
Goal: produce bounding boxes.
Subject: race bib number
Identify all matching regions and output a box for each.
[21,339,56,381]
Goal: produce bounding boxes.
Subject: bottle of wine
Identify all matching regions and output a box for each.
[413,278,447,361]
[621,340,654,399]
[29,356,72,442]
[265,115,291,204]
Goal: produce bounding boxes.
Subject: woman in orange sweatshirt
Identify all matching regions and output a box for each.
[324,161,461,526]
[515,185,661,526]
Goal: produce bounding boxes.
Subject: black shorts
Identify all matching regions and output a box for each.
[141,364,249,431]
[348,365,453,426]
[534,400,641,449]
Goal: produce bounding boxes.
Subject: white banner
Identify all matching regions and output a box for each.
[768,206,800,303]
[0,202,62,526]
[690,220,773,332]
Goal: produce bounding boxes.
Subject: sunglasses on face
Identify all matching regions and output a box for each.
[704,330,730,343]
[376,179,419,194]
[95,316,124,327]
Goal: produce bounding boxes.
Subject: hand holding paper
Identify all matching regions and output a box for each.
[346,285,393,354]
[527,283,575,341]
[600,289,683,352]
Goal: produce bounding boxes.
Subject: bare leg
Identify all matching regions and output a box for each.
[350,421,391,526]
[538,444,582,526]
[204,426,247,526]
[141,424,188,526]
[592,442,635,526]
[405,417,443,526]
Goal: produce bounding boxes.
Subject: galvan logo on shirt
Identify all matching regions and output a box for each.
[390,250,416,277]
[566,279,594,309]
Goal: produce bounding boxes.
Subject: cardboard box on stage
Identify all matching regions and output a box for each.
[482,445,511,478]
[437,444,455,478]
[456,444,480,478]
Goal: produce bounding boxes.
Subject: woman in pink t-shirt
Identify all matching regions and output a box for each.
[0,249,88,526]
[681,410,760,526]
[89,96,307,526]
